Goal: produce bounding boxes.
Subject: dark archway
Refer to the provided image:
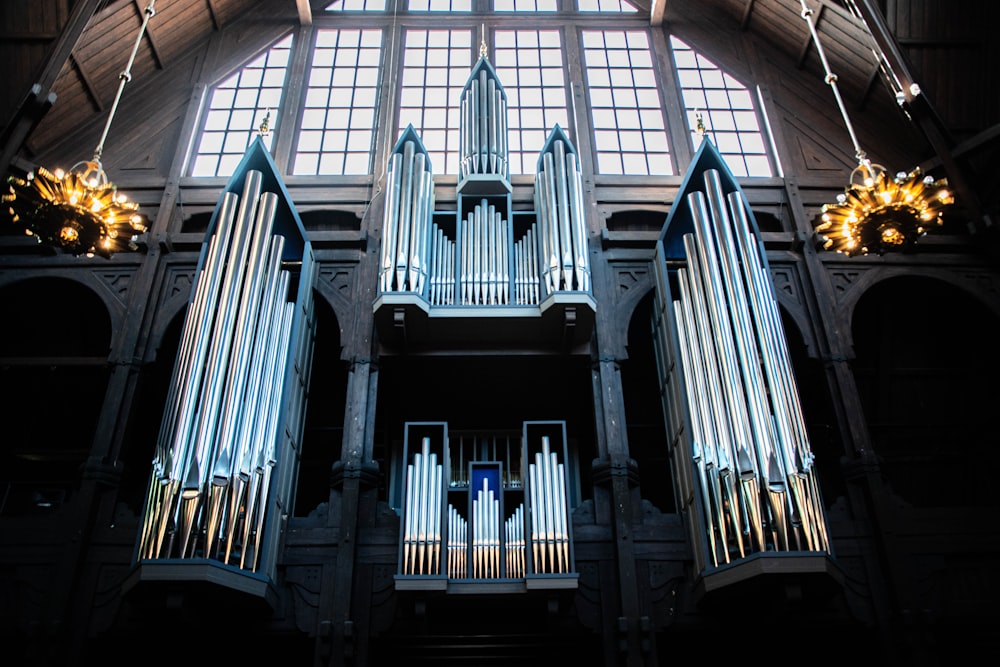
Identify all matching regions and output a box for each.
[295,294,347,516]
[851,275,1000,507]
[0,277,112,515]
[621,290,675,514]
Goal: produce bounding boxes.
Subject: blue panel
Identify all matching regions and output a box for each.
[470,465,500,495]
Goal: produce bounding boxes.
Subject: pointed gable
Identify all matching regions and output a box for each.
[535,124,578,173]
[658,138,765,262]
[391,123,433,169]
[212,135,309,261]
[462,55,508,102]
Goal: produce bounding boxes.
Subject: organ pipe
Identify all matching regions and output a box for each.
[459,56,508,179]
[137,161,313,577]
[400,438,443,576]
[527,436,570,574]
[533,129,591,295]
[663,164,830,570]
[379,131,435,295]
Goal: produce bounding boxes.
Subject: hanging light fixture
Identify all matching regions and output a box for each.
[2,1,156,259]
[798,0,953,257]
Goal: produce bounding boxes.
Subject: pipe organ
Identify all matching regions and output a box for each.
[376,56,593,334]
[136,140,315,581]
[652,142,830,574]
[533,127,591,294]
[460,55,508,180]
[379,126,435,296]
[401,437,443,576]
[395,422,575,588]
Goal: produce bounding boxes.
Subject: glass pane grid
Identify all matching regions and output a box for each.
[494,30,569,174]
[577,0,638,12]
[494,0,558,10]
[325,0,387,10]
[293,29,383,176]
[190,35,292,178]
[398,29,473,174]
[408,0,473,10]
[584,30,671,175]
[671,36,773,178]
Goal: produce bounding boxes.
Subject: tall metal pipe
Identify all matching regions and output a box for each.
[554,140,573,290]
[479,70,488,174]
[395,141,415,291]
[566,150,589,292]
[380,152,401,292]
[488,77,498,174]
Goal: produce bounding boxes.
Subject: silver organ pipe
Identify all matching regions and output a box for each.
[567,148,590,293]
[395,140,414,291]
[479,71,488,174]
[670,168,831,567]
[472,478,500,579]
[448,505,467,578]
[458,199,512,305]
[380,138,436,295]
[141,196,235,559]
[513,228,539,305]
[138,167,308,574]
[379,152,401,293]
[527,436,570,574]
[401,438,443,575]
[460,60,508,178]
[505,504,525,578]
[533,137,591,294]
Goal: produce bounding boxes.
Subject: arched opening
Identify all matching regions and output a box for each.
[0,277,112,515]
[851,275,1000,507]
[622,290,675,514]
[295,294,347,517]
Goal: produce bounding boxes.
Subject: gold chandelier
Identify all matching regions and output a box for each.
[798,0,953,256]
[3,1,156,259]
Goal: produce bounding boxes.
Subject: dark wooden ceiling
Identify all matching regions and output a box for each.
[1,0,997,220]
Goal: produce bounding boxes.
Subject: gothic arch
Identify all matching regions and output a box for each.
[831,264,1000,354]
[0,268,130,337]
[850,273,1000,507]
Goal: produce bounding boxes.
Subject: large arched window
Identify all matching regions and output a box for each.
[189,35,293,177]
[187,5,775,180]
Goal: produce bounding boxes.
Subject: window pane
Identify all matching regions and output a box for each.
[398,28,473,174]
[491,30,569,175]
[190,35,292,177]
[671,35,773,177]
[293,29,384,175]
[584,30,671,175]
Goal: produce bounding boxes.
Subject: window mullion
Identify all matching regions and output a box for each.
[271,25,315,173]
[652,28,689,175]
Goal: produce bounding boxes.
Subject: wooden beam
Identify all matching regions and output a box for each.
[0,32,60,42]
[740,0,757,30]
[650,0,665,26]
[296,0,312,26]
[205,0,220,30]
[1,0,105,173]
[850,0,987,230]
[71,54,104,113]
